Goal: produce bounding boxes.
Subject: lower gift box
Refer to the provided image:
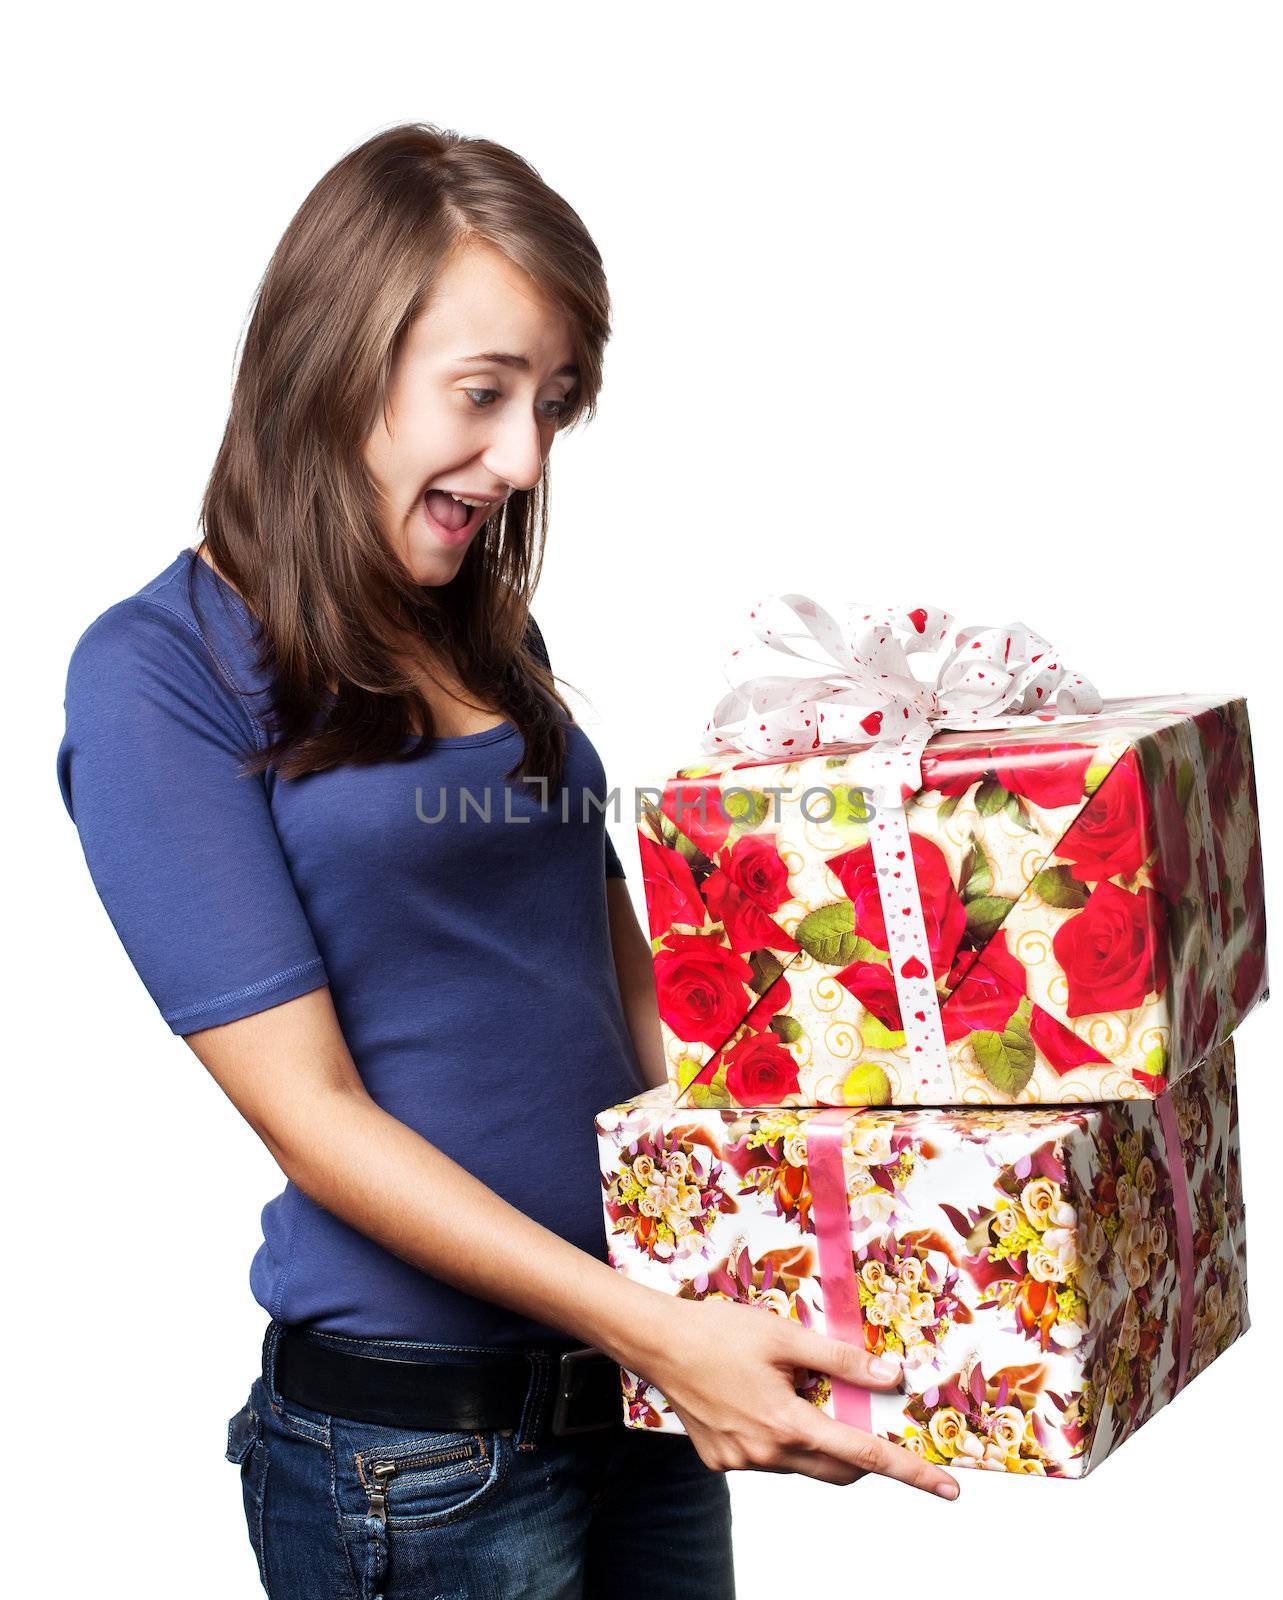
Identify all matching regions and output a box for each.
[595,1037,1248,1477]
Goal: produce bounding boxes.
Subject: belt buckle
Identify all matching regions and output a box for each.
[549,1346,620,1437]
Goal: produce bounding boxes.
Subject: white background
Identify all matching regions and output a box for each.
[10,2,1280,1594]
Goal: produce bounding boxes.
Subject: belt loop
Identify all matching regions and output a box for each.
[515,1349,553,1453]
[261,1319,285,1406]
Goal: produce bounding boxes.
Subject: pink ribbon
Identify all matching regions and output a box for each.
[1154,1093,1196,1395]
[804,1109,872,1429]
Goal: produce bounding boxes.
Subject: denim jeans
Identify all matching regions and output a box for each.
[223,1320,736,1599]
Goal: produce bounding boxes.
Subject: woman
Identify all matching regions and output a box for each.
[56,124,959,1600]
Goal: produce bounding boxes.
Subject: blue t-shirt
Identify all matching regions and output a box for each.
[56,548,642,1345]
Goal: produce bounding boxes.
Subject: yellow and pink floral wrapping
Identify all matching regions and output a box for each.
[642,694,1266,1107]
[595,1039,1247,1477]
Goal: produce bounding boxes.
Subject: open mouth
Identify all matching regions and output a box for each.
[420,488,496,544]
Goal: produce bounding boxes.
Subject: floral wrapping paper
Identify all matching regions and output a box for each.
[642,694,1267,1107]
[595,1039,1248,1477]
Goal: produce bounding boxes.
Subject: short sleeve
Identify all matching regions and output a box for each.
[525,611,626,881]
[56,596,329,1035]
[604,829,626,880]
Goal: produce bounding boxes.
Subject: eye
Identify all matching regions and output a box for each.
[463,388,576,421]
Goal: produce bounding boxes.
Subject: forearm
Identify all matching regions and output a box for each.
[606,876,668,1090]
[268,1082,669,1370]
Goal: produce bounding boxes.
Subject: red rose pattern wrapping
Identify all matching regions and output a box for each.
[641,694,1266,1107]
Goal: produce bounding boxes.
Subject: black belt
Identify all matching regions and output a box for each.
[271,1323,623,1443]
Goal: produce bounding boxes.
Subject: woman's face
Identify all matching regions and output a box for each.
[363,238,580,586]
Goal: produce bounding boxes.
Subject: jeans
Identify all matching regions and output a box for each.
[223,1320,736,1599]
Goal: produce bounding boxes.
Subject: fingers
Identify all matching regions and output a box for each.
[754,1451,868,1487]
[686,1393,959,1499]
[799,1407,960,1500]
[779,1322,906,1392]
[687,1416,866,1484]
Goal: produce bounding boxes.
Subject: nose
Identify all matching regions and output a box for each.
[480,405,550,496]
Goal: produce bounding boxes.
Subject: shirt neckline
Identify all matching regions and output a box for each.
[182,546,520,750]
[400,722,519,749]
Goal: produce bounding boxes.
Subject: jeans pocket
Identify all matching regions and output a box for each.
[331,1418,509,1599]
[336,1420,507,1525]
[225,1394,269,1591]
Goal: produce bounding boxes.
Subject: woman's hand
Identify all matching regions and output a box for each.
[631,1295,960,1499]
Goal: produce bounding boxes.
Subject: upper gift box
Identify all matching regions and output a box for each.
[642,683,1266,1108]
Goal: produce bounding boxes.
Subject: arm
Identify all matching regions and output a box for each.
[185,985,958,1498]
[606,877,668,1090]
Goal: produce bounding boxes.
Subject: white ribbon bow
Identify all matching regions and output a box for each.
[696,595,1104,1102]
[702,595,1102,770]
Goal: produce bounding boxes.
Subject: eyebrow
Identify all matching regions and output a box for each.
[458,351,580,380]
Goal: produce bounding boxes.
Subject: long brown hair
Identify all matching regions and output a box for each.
[194,122,611,793]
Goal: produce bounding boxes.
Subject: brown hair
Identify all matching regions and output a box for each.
[193,121,611,792]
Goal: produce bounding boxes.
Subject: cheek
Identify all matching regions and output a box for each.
[387,394,473,502]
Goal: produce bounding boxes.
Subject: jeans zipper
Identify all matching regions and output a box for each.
[362,1444,480,1526]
